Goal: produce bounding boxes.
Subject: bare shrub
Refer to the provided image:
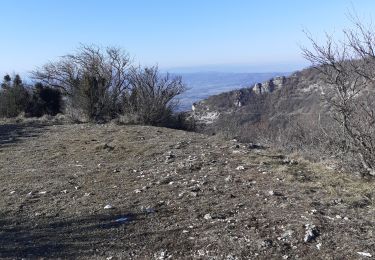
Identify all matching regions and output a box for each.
[125,66,186,126]
[302,15,375,176]
[32,45,131,121]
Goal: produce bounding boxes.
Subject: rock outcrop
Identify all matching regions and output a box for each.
[252,76,286,95]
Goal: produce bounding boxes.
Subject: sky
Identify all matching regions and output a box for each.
[0,0,375,76]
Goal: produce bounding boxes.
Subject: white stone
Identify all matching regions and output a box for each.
[357,252,372,257]
[225,175,232,182]
[204,213,212,220]
[104,204,114,209]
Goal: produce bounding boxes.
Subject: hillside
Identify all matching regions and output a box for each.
[190,67,326,132]
[176,72,286,111]
[0,121,374,259]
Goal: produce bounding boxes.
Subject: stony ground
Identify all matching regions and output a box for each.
[0,121,374,259]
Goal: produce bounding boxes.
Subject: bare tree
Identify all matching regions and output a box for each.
[32,45,131,121]
[302,16,375,176]
[126,66,186,125]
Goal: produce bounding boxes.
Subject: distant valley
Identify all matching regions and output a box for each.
[175,72,288,111]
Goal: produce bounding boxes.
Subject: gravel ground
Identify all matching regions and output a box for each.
[0,122,374,259]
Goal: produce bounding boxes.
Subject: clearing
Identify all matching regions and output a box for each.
[0,122,374,259]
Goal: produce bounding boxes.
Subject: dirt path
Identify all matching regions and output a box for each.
[0,123,374,259]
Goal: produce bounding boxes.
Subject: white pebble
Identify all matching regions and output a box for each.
[357,252,372,257]
[204,214,212,220]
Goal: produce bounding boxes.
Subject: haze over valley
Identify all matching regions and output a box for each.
[177,72,287,110]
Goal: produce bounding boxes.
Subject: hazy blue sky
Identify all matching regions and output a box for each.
[1,0,375,75]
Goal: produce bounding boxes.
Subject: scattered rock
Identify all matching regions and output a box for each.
[155,250,172,259]
[268,190,283,196]
[357,252,372,258]
[304,224,319,242]
[259,239,273,248]
[248,143,263,149]
[165,151,175,162]
[225,175,233,182]
[190,192,198,197]
[103,143,115,151]
[142,206,155,214]
[159,176,173,185]
[204,213,212,220]
[280,230,294,240]
[282,159,298,165]
[104,204,114,210]
[95,143,114,151]
[190,186,200,192]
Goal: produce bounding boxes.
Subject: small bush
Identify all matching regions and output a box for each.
[26,83,63,117]
[125,66,186,126]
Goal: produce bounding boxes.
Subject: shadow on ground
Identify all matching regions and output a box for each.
[0,122,48,147]
[0,212,143,258]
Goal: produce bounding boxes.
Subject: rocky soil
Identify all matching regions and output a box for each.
[0,122,374,259]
